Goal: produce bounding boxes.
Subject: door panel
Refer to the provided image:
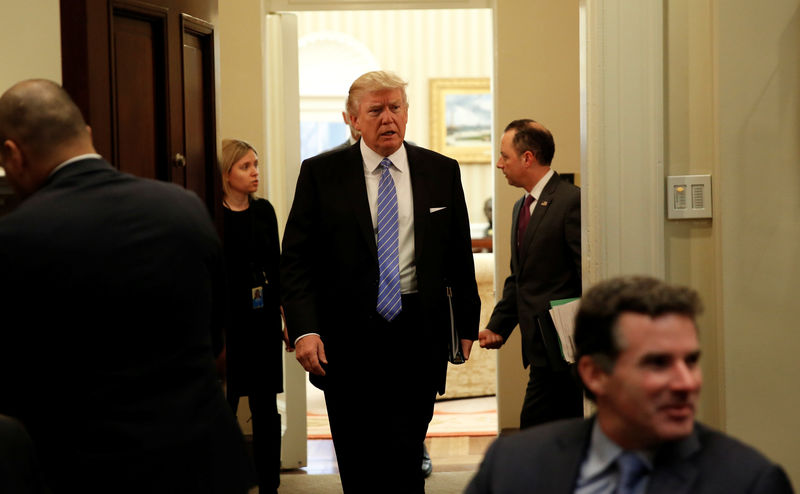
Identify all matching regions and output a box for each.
[182,34,205,194]
[60,0,220,216]
[181,16,217,208]
[112,11,168,180]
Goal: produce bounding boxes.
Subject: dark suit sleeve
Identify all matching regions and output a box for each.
[280,160,321,342]
[464,437,501,494]
[486,270,520,340]
[257,200,282,320]
[446,159,481,340]
[748,464,795,493]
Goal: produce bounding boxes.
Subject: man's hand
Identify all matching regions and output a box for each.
[295,334,327,376]
[460,339,474,360]
[479,329,504,349]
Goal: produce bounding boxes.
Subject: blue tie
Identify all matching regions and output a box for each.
[376,158,402,321]
[616,451,648,494]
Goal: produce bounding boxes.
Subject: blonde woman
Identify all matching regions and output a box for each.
[219,139,284,493]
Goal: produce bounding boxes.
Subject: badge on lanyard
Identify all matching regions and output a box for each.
[251,286,264,309]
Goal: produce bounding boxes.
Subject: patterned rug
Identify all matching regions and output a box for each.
[278,471,475,494]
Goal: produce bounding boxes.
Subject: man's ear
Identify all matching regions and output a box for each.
[0,138,34,196]
[1,139,24,174]
[522,150,535,167]
[578,355,610,398]
[350,114,361,132]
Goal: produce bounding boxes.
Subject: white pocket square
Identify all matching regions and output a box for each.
[429,207,447,213]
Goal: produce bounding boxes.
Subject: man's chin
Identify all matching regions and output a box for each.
[657,419,695,441]
[373,139,402,156]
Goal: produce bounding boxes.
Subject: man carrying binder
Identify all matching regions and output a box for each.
[480,119,584,429]
[281,71,480,493]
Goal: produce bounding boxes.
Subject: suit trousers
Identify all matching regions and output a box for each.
[323,294,438,494]
[228,392,281,493]
[520,365,584,429]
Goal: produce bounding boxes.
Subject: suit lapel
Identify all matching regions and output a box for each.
[510,195,524,270]
[406,144,430,259]
[547,419,594,491]
[519,172,560,265]
[342,146,378,263]
[647,427,701,494]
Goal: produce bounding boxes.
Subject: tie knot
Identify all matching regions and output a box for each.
[524,194,535,208]
[380,158,392,170]
[616,452,649,493]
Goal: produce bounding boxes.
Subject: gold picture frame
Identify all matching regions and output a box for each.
[429,78,492,164]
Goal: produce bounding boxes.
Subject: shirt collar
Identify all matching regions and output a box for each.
[581,420,655,483]
[360,139,408,174]
[50,153,103,177]
[529,168,554,200]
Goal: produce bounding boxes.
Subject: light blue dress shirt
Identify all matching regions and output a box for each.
[574,421,653,494]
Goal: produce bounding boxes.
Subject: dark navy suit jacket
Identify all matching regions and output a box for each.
[466,418,794,494]
[0,158,253,492]
[281,142,480,394]
[486,171,581,368]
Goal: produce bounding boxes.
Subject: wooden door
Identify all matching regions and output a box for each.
[59,0,221,219]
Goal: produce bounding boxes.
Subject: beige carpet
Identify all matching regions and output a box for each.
[307,390,497,439]
[278,471,475,494]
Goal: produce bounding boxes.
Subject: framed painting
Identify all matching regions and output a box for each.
[429,78,492,164]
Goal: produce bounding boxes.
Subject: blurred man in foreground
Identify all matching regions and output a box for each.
[467,276,794,494]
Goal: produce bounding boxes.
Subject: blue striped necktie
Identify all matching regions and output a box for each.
[616,451,649,494]
[376,158,402,321]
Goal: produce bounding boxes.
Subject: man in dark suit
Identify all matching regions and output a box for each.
[281,70,480,493]
[480,119,583,429]
[0,79,253,493]
[466,276,795,494]
[322,99,436,480]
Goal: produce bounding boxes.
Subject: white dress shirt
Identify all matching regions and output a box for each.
[294,142,418,345]
[360,139,417,294]
[575,421,653,494]
[524,168,554,214]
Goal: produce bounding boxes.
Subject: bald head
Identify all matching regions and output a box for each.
[0,79,94,196]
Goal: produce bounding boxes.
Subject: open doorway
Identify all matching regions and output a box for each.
[292,7,497,474]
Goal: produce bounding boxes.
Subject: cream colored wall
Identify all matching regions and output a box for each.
[664,0,723,429]
[715,0,800,483]
[664,0,800,482]
[0,2,62,178]
[666,0,800,482]
[218,0,268,198]
[493,0,581,430]
[0,3,61,93]
[294,9,494,225]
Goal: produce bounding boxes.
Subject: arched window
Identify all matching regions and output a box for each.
[298,31,379,160]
